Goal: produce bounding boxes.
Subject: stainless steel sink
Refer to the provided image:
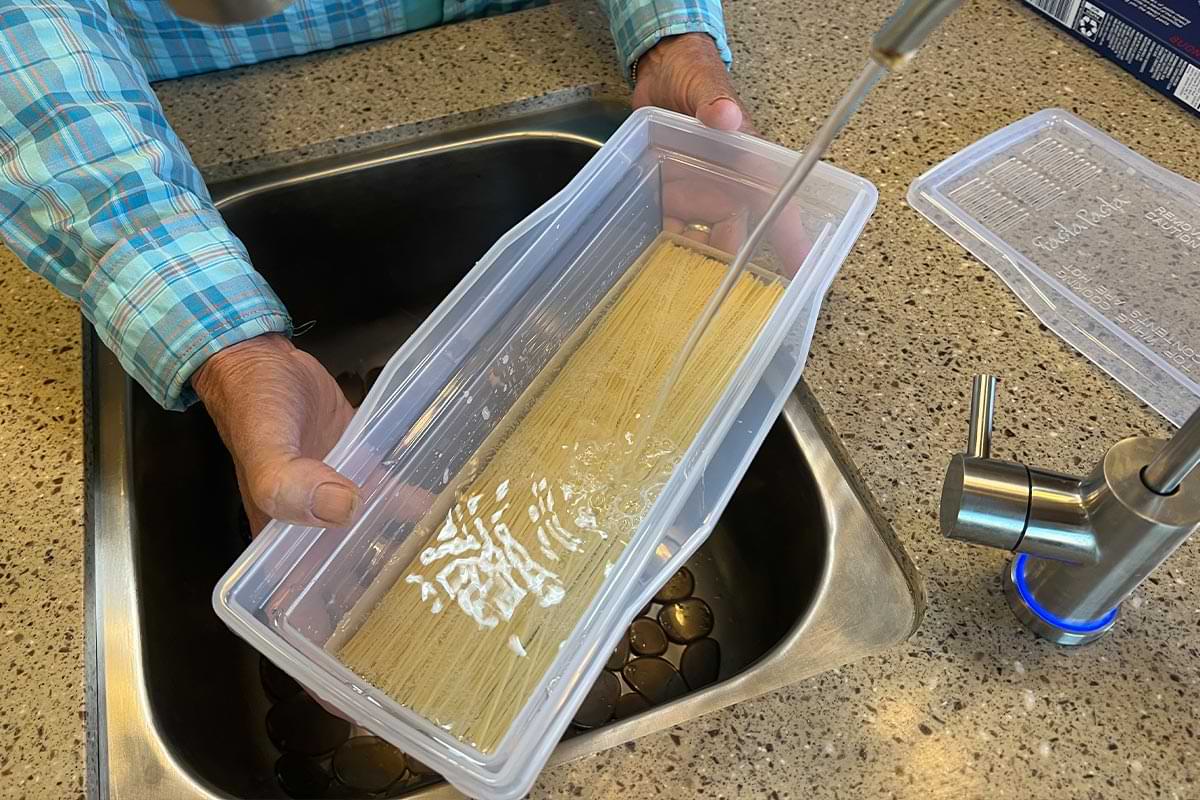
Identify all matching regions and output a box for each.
[85,102,923,799]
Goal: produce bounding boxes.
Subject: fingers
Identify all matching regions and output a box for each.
[710,210,748,255]
[370,483,440,538]
[661,169,814,273]
[663,178,745,223]
[768,204,815,278]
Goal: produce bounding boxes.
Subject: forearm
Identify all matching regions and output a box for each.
[598,0,732,79]
[0,0,289,410]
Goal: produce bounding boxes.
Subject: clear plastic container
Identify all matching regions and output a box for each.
[909,108,1200,425]
[214,107,876,800]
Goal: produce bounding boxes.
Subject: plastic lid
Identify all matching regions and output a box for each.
[909,108,1200,425]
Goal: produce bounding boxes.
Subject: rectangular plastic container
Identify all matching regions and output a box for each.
[909,108,1200,425]
[214,107,877,800]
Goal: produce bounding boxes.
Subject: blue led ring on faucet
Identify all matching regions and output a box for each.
[1011,554,1118,634]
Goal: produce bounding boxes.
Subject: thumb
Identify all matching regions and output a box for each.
[248,454,360,529]
[194,335,360,532]
[686,67,745,132]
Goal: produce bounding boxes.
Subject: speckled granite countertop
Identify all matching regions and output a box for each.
[2,0,1200,797]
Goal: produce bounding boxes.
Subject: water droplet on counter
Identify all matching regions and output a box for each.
[680,638,721,690]
[259,655,303,701]
[628,617,668,657]
[613,691,652,720]
[653,567,694,603]
[331,736,407,794]
[274,753,331,798]
[606,630,630,671]
[266,694,351,756]
[573,670,620,729]
[659,598,714,644]
[623,657,688,705]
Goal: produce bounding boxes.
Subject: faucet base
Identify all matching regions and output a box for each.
[1003,555,1119,646]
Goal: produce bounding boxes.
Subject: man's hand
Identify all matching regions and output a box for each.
[631,33,748,132]
[193,334,359,535]
[631,34,812,273]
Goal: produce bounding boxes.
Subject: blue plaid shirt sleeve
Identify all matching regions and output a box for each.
[0,0,729,411]
[0,0,290,411]
[601,0,732,80]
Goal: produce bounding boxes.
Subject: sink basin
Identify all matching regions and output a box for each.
[85,102,923,799]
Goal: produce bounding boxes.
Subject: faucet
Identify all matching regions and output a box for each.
[939,375,1200,644]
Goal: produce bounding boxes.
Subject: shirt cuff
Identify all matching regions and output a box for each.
[82,208,291,411]
[613,7,733,83]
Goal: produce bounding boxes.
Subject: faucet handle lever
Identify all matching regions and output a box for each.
[941,375,1028,549]
[941,374,1100,564]
[966,374,998,459]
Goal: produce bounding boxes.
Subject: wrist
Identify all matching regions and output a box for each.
[192,333,293,404]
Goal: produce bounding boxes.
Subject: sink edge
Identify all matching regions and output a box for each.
[82,101,923,800]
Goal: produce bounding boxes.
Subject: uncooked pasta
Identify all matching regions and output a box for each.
[338,237,784,753]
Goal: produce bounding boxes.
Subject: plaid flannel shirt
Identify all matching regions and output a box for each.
[0,0,730,409]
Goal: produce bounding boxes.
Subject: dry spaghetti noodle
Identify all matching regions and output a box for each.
[339,238,784,753]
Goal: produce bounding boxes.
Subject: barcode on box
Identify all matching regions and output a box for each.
[1024,0,1083,25]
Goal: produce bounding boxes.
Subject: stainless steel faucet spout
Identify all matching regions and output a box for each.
[872,0,967,68]
[1143,404,1200,495]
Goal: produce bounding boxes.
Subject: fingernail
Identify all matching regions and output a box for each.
[312,482,358,525]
